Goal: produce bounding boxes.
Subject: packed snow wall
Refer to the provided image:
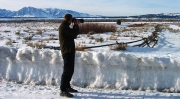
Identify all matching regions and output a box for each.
[0,46,180,92]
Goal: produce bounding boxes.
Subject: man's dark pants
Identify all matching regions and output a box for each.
[60,53,75,91]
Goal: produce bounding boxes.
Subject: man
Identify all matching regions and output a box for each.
[58,14,80,98]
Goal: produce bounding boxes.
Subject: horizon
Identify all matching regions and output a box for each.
[0,0,180,16]
[0,6,180,17]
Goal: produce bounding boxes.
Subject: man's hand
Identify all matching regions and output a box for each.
[75,19,80,25]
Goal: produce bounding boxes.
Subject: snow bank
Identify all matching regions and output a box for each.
[0,46,180,92]
[169,25,180,30]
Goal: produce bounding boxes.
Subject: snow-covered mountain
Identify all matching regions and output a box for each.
[0,7,180,18]
[129,13,180,18]
[0,7,97,18]
[0,9,13,17]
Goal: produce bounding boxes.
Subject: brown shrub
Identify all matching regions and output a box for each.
[4,30,11,32]
[109,35,118,40]
[23,30,30,33]
[75,43,87,51]
[95,37,104,42]
[48,36,58,40]
[79,23,116,34]
[23,36,33,41]
[6,39,12,46]
[89,36,95,39]
[109,43,127,50]
[36,29,43,35]
[27,42,46,49]
[128,24,146,27]
[75,46,86,51]
[129,24,146,27]
[87,31,95,37]
[15,31,20,35]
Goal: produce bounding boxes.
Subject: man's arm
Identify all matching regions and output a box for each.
[61,24,79,38]
[72,24,79,38]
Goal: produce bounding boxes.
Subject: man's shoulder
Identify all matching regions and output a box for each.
[62,20,69,25]
[60,21,69,27]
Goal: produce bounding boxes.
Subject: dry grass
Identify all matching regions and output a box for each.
[89,36,95,40]
[4,30,11,33]
[95,37,104,42]
[15,30,20,35]
[109,43,127,50]
[27,41,46,49]
[87,31,95,37]
[48,36,58,40]
[119,28,133,32]
[166,28,180,33]
[159,24,180,33]
[128,24,147,27]
[12,40,17,43]
[75,46,86,51]
[36,29,43,35]
[23,36,33,41]
[79,23,116,34]
[23,30,30,33]
[5,39,12,46]
[75,43,86,51]
[109,35,118,40]
[27,43,34,47]
[2,22,174,50]
[118,23,155,33]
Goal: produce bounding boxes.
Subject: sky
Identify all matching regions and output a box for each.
[0,0,180,16]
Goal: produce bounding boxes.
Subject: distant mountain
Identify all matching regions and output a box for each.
[103,13,180,19]
[130,13,180,19]
[0,9,13,17]
[0,7,98,18]
[0,7,180,18]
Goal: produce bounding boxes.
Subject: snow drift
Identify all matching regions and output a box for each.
[0,46,180,92]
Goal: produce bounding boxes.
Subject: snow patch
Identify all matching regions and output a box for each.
[169,25,180,30]
[0,47,180,91]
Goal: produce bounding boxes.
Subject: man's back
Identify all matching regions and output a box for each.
[59,20,79,54]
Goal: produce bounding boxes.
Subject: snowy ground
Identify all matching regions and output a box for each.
[1,22,180,98]
[1,80,180,99]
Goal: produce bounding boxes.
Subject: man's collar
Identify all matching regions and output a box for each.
[63,20,71,25]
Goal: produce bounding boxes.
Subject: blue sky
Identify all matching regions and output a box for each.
[0,0,180,16]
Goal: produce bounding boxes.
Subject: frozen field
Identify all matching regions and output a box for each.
[0,22,180,98]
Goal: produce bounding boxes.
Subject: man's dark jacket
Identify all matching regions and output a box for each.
[58,20,79,54]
